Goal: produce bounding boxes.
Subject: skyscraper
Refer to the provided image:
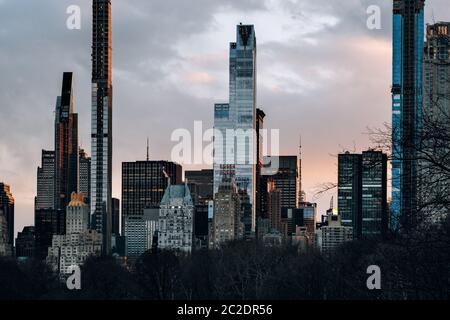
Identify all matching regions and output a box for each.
[391,0,425,230]
[422,22,450,221]
[54,72,79,214]
[338,152,362,238]
[213,24,257,232]
[338,151,388,239]
[263,156,299,210]
[361,150,388,238]
[122,160,182,258]
[91,0,113,254]
[0,183,14,248]
[79,149,91,206]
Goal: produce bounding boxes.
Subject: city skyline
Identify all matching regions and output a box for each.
[0,0,448,239]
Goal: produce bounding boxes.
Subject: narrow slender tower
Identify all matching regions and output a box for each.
[91,0,113,254]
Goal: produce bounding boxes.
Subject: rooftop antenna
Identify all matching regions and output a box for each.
[146,137,149,161]
[329,196,334,210]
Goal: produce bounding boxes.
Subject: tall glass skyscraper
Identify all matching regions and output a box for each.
[54,72,78,214]
[391,0,425,230]
[213,24,257,232]
[91,0,113,254]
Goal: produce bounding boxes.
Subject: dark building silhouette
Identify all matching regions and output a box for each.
[185,169,213,205]
[91,0,113,254]
[112,198,120,236]
[15,226,36,259]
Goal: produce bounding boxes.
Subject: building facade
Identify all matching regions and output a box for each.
[47,193,102,276]
[91,0,113,254]
[158,184,194,253]
[0,183,14,248]
[36,150,55,210]
[79,149,91,206]
[212,178,243,248]
[317,213,353,255]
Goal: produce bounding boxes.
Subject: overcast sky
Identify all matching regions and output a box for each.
[0,0,448,238]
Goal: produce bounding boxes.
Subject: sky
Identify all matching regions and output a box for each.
[0,0,448,239]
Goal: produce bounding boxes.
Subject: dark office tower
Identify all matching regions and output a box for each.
[55,72,79,214]
[362,151,388,238]
[391,0,425,230]
[338,152,362,238]
[15,226,36,259]
[122,161,181,257]
[185,169,213,205]
[0,183,14,247]
[194,204,209,250]
[112,198,120,236]
[36,150,55,210]
[92,0,113,254]
[79,149,91,205]
[264,156,299,210]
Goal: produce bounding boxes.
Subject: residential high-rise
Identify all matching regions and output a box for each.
[91,0,113,254]
[158,184,194,253]
[79,149,91,206]
[0,183,14,248]
[213,24,257,232]
[338,151,388,239]
[212,178,243,248]
[316,212,353,255]
[391,0,425,230]
[36,150,55,210]
[15,226,36,259]
[122,160,182,258]
[54,72,79,215]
